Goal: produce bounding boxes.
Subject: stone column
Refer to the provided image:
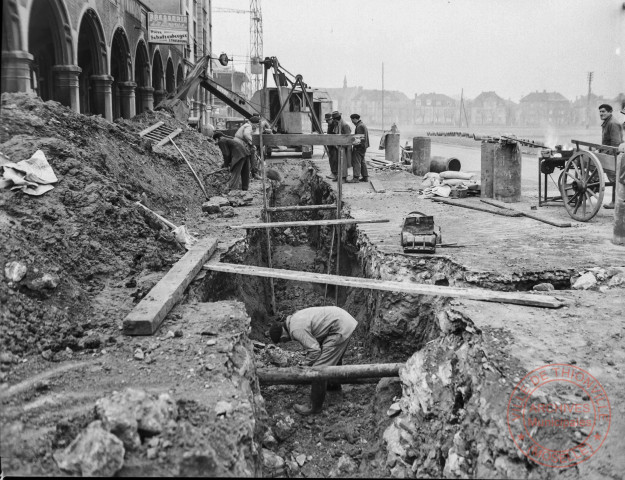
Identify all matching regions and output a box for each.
[91,75,113,121]
[412,137,431,176]
[51,65,81,112]
[385,124,400,163]
[136,86,154,112]
[153,89,167,107]
[1,50,33,93]
[117,81,137,119]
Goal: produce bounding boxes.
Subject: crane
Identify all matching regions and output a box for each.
[213,2,263,94]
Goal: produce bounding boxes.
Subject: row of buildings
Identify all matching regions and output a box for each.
[325,79,624,129]
[2,0,216,126]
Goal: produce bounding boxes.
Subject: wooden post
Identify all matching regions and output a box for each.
[613,154,625,245]
[336,148,343,305]
[260,63,276,314]
[493,142,522,203]
[480,141,496,198]
[412,137,431,176]
[257,363,403,385]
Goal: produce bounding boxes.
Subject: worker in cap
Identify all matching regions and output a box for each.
[349,113,370,183]
[331,112,352,182]
[598,104,623,209]
[325,113,339,181]
[235,117,262,180]
[269,306,358,415]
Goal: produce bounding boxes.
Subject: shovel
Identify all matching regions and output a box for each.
[136,202,197,249]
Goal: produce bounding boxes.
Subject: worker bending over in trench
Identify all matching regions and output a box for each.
[213,132,251,191]
[269,306,358,415]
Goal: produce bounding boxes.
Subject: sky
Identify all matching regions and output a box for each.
[211,0,625,102]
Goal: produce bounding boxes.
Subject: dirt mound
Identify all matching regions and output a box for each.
[0,93,224,369]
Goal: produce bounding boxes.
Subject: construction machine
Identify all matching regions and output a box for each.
[156,55,332,158]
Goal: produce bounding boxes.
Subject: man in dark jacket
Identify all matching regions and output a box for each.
[269,306,358,415]
[599,104,624,209]
[350,113,370,182]
[332,111,351,182]
[325,113,339,181]
[213,132,250,191]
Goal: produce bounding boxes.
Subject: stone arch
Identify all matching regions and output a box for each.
[176,62,184,87]
[27,0,74,103]
[134,39,151,114]
[151,48,164,105]
[77,8,107,115]
[165,57,175,94]
[110,26,132,119]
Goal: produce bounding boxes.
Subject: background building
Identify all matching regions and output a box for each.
[518,90,572,126]
[1,0,214,126]
[413,93,457,125]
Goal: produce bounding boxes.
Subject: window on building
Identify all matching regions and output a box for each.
[141,10,148,29]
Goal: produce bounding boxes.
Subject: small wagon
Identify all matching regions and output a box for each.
[538,140,619,222]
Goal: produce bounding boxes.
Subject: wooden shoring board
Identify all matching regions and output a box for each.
[252,133,364,147]
[124,237,218,335]
[156,128,182,147]
[230,218,390,229]
[370,179,386,193]
[265,204,338,213]
[139,121,164,137]
[203,262,565,309]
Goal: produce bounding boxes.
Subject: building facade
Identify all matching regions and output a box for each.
[469,91,512,126]
[413,93,457,125]
[1,0,214,125]
[518,90,572,126]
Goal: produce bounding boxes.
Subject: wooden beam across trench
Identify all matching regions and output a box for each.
[203,262,565,309]
[231,218,389,230]
[252,133,364,147]
[257,363,403,385]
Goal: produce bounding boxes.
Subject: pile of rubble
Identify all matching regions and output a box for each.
[0,92,223,366]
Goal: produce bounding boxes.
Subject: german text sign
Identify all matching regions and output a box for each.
[148,13,188,45]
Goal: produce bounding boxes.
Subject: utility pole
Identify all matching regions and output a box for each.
[381,62,384,130]
[231,55,235,116]
[586,71,593,129]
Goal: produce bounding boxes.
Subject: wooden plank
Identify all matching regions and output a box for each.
[370,178,386,193]
[124,237,218,335]
[139,121,164,137]
[156,128,182,147]
[230,218,390,229]
[252,133,364,147]
[203,262,565,309]
[431,198,522,217]
[257,363,403,385]
[571,139,620,155]
[265,204,337,213]
[480,199,571,228]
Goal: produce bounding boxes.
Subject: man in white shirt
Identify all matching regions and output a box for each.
[269,306,358,415]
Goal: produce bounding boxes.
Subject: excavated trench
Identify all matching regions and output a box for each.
[195,162,557,478]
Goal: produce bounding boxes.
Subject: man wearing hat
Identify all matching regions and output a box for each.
[269,306,358,415]
[235,115,262,180]
[325,113,340,181]
[331,111,351,182]
[350,114,370,182]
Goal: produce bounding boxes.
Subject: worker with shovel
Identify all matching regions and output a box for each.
[213,132,251,191]
[269,306,358,415]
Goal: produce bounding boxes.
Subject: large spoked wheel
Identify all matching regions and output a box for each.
[558,151,605,222]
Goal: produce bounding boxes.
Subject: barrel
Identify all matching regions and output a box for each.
[412,137,431,176]
[493,143,522,203]
[430,156,461,173]
[480,142,495,198]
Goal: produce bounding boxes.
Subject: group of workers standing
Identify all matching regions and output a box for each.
[324,111,371,183]
[211,110,373,192]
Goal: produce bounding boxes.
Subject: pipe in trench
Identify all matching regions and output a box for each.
[257,362,403,385]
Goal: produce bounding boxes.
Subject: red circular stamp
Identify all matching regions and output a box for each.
[507,364,611,468]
